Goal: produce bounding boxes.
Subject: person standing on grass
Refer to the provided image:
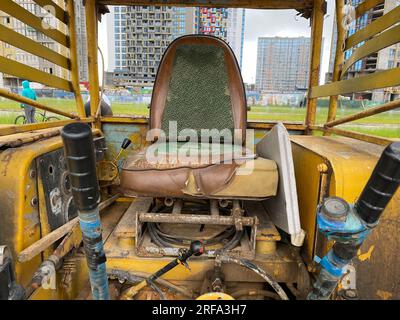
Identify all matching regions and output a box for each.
[20,80,37,123]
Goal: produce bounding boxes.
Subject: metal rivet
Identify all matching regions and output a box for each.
[31,197,38,208]
[29,170,36,179]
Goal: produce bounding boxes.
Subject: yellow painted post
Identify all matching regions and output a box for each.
[325,0,345,128]
[305,0,325,134]
[67,0,85,118]
[85,0,100,123]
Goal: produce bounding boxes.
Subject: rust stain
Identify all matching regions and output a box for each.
[357,245,375,262]
[376,290,393,300]
[0,152,13,176]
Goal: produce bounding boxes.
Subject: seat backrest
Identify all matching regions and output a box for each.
[150,35,247,144]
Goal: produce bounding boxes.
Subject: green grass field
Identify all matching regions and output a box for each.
[0,98,399,138]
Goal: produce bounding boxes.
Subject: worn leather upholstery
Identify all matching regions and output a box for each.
[120,35,278,199]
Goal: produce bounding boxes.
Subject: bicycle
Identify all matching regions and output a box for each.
[14,110,60,124]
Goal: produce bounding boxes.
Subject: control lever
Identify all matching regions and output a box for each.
[61,123,110,300]
[122,240,204,300]
[113,138,132,164]
[308,142,400,300]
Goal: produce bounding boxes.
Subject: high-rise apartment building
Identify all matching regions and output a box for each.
[227,8,246,68]
[197,8,228,38]
[196,8,245,67]
[255,37,311,93]
[107,6,197,86]
[327,0,400,101]
[107,6,245,86]
[106,6,128,73]
[125,6,173,85]
[172,7,197,38]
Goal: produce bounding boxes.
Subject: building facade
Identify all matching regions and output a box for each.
[106,5,127,74]
[255,37,311,93]
[107,6,245,86]
[107,6,197,86]
[196,8,245,67]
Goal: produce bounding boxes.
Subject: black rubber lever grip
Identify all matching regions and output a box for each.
[355,142,400,224]
[121,138,132,150]
[61,123,100,212]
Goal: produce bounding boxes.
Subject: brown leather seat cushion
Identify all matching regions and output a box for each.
[119,143,278,199]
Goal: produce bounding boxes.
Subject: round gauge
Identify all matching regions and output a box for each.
[321,197,350,221]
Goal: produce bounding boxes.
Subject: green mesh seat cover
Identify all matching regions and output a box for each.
[161,44,234,139]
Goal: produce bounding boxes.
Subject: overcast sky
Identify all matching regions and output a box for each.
[98,0,335,85]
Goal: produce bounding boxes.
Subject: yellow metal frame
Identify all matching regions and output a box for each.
[305,0,325,132]
[1,0,69,46]
[309,0,400,146]
[0,0,86,128]
[0,24,70,70]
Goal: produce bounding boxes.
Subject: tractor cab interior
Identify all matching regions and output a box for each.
[0,0,399,301]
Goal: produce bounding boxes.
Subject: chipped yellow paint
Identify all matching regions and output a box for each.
[357,245,375,262]
[376,290,393,300]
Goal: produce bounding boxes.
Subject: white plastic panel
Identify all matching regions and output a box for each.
[256,123,305,246]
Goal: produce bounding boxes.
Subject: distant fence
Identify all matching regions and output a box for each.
[7,87,75,99]
[316,99,384,109]
[2,87,388,109]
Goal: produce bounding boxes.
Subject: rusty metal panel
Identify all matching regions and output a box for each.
[101,123,149,161]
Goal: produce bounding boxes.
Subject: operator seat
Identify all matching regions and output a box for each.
[120,35,278,199]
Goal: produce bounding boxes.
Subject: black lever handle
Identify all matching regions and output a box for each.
[355,142,400,224]
[121,138,132,150]
[61,123,100,211]
[148,240,204,283]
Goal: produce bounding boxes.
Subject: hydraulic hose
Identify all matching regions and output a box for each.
[122,241,204,300]
[218,255,289,300]
[147,203,240,250]
[108,269,194,299]
[61,123,110,300]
